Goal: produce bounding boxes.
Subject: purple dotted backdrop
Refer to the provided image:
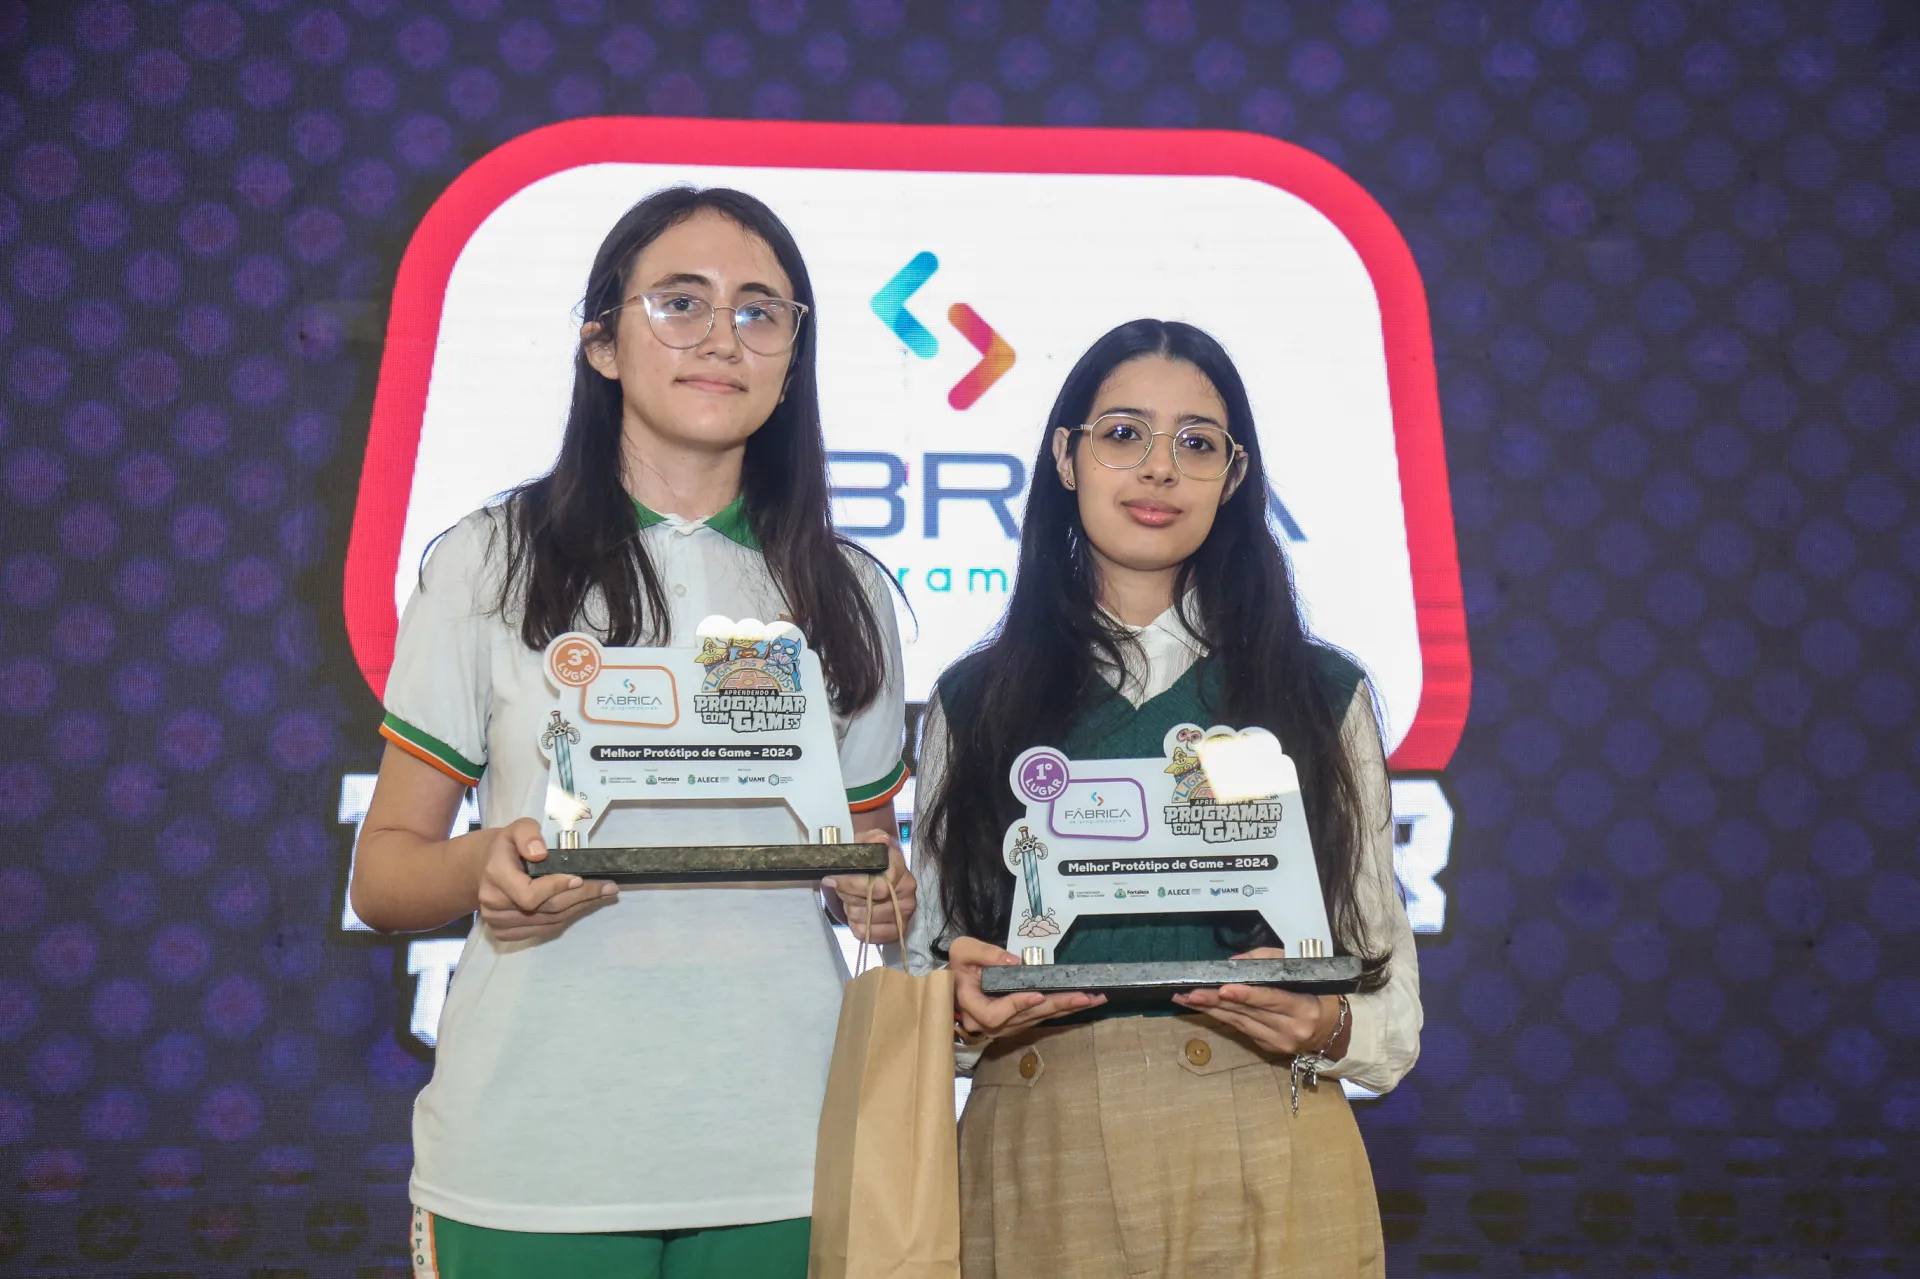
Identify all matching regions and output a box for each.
[1,0,1917,1273]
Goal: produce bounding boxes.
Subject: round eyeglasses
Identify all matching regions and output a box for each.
[1068,414,1245,482]
[597,290,810,356]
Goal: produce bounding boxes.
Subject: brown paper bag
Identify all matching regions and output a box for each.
[808,941,960,1279]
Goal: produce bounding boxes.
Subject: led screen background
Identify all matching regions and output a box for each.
[1,2,1917,1275]
[340,120,1466,763]
[355,141,1442,750]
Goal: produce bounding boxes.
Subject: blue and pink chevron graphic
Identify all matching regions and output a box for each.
[871,252,1016,410]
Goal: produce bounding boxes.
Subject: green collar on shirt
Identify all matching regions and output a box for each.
[631,495,761,550]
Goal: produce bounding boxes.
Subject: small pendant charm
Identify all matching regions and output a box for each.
[1289,1053,1324,1116]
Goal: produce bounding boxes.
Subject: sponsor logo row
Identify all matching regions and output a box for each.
[1064,884,1272,901]
[624,772,797,788]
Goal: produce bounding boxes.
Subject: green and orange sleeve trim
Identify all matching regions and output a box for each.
[380,713,484,787]
[846,759,908,813]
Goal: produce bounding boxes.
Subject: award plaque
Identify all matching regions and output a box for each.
[978,724,1360,998]
[525,619,888,884]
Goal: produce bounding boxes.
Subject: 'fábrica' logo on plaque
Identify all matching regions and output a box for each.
[1050,780,1148,840]
[581,669,677,728]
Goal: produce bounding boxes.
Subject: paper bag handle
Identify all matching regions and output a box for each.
[855,872,875,976]
[852,867,896,977]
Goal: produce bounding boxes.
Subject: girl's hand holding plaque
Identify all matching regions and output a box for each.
[824,830,918,944]
[950,936,1106,1040]
[476,817,618,943]
[1172,946,1346,1057]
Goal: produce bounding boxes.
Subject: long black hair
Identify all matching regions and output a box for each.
[917,319,1391,988]
[489,186,889,715]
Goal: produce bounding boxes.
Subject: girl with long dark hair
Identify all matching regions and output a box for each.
[351,188,912,1278]
[906,319,1420,1278]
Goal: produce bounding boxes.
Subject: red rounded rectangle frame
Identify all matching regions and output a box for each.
[343,118,1470,771]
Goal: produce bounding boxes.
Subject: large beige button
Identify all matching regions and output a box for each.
[672,583,688,598]
[1184,1039,1212,1067]
[1018,1051,1039,1079]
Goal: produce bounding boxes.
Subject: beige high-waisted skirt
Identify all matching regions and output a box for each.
[959,1014,1384,1279]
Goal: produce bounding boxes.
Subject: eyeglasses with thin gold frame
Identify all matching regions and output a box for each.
[1066,413,1246,482]
[594,290,811,356]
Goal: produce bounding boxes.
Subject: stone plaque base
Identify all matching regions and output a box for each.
[980,956,1362,1001]
[526,842,889,884]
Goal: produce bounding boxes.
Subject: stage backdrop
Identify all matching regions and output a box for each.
[2,1,1916,1274]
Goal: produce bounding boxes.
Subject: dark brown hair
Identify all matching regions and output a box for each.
[917,319,1391,989]
[492,186,889,715]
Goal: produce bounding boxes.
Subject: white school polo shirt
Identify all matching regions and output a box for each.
[380,499,907,1233]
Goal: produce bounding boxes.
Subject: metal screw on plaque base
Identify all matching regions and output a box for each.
[819,825,840,844]
[558,828,580,850]
[1021,946,1048,965]
[1297,937,1325,957]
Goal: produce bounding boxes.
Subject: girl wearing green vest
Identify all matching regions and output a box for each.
[352,188,912,1279]
[906,319,1420,1278]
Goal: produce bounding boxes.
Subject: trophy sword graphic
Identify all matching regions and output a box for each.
[541,710,591,846]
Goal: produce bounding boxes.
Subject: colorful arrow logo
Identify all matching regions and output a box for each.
[871,252,1015,409]
[870,251,940,359]
[946,302,1015,410]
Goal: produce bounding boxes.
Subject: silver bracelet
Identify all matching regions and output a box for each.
[1287,994,1350,1116]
